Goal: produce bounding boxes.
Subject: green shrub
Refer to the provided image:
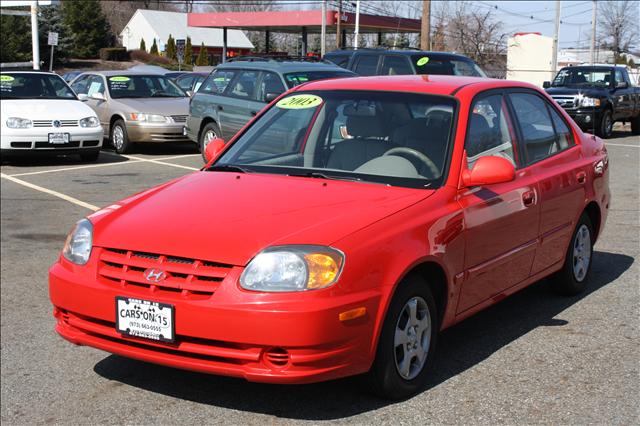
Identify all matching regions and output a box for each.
[99,47,129,61]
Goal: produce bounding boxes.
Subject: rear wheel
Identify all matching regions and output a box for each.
[79,149,100,162]
[366,274,438,399]
[550,213,594,296]
[199,122,221,163]
[631,114,640,135]
[110,119,132,154]
[597,110,613,139]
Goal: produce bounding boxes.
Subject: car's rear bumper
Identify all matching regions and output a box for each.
[49,255,379,384]
[126,123,191,143]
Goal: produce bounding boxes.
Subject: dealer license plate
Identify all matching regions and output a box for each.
[116,297,174,342]
[48,133,70,144]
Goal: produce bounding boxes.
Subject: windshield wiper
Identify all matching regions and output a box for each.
[206,164,250,173]
[287,171,361,182]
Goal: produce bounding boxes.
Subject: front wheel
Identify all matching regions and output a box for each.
[597,110,613,139]
[550,213,594,296]
[199,122,221,163]
[110,119,132,154]
[366,275,438,399]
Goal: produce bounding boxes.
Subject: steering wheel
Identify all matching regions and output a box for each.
[384,147,439,179]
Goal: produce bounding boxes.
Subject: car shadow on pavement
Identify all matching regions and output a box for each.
[1,151,130,168]
[118,142,200,156]
[93,250,633,420]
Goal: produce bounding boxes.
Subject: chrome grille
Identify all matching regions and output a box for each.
[551,95,578,109]
[98,248,232,296]
[171,115,188,123]
[32,119,78,127]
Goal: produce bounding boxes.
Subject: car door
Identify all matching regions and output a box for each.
[507,91,586,275]
[613,68,633,119]
[84,75,110,128]
[457,92,540,313]
[188,69,237,140]
[219,70,263,140]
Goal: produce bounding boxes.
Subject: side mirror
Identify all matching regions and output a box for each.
[615,81,628,89]
[204,137,226,164]
[90,92,106,101]
[542,81,551,89]
[265,92,282,103]
[77,94,88,101]
[462,156,515,187]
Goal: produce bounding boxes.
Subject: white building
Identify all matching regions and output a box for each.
[506,32,554,87]
[119,10,253,57]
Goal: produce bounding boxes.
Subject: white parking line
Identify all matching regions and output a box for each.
[101,151,200,171]
[1,173,99,211]
[605,143,640,148]
[8,159,146,177]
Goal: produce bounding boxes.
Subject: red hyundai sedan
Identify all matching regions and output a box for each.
[50,75,610,399]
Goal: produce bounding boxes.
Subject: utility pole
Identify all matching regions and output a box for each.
[321,0,326,56]
[551,0,561,77]
[31,0,40,70]
[354,0,360,49]
[420,0,431,51]
[590,0,597,65]
[336,0,342,49]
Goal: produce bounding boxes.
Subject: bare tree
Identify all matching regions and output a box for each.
[101,0,179,39]
[598,0,639,62]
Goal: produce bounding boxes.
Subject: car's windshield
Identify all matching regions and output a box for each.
[214,90,456,188]
[552,68,613,88]
[284,71,354,88]
[107,75,186,99]
[0,73,77,100]
[411,55,486,77]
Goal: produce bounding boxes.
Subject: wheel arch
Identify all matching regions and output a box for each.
[109,114,126,133]
[584,201,602,241]
[198,117,219,142]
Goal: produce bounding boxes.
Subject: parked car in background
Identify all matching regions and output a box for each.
[51,75,609,399]
[544,65,640,138]
[173,72,209,95]
[324,48,487,77]
[164,71,189,79]
[62,70,83,83]
[70,71,191,153]
[1,71,103,161]
[186,56,355,160]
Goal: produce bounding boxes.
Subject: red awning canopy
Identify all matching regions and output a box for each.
[188,9,421,34]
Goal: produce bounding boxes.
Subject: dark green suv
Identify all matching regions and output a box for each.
[186,57,355,160]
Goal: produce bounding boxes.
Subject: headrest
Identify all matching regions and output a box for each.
[347,115,385,138]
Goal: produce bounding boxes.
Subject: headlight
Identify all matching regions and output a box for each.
[129,113,168,123]
[62,219,93,265]
[6,117,32,128]
[240,245,344,292]
[79,116,100,127]
[580,97,601,107]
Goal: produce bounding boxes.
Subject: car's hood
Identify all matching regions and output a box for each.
[113,97,189,115]
[0,99,96,120]
[545,86,608,97]
[90,171,433,266]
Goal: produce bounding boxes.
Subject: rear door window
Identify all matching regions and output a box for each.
[380,55,413,75]
[199,70,236,94]
[509,93,561,164]
[327,54,350,68]
[353,55,379,76]
[226,70,260,100]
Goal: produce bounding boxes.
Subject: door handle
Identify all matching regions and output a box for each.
[576,171,587,184]
[250,110,258,116]
[217,105,224,111]
[522,190,536,207]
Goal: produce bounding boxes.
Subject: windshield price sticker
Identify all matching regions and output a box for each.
[416,57,430,66]
[276,94,323,109]
[1,75,15,83]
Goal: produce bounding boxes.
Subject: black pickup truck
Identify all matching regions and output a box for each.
[544,65,640,138]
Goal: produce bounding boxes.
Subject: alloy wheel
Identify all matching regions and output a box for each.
[572,224,591,282]
[394,296,431,380]
[113,126,124,150]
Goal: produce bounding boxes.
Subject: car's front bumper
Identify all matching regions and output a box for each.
[0,127,104,152]
[49,250,380,384]
[126,122,191,143]
[561,108,603,129]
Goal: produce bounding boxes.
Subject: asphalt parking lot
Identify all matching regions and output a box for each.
[1,129,638,425]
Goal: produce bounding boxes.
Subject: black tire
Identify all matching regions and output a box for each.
[79,149,100,162]
[110,119,132,154]
[631,114,640,135]
[366,274,439,400]
[199,121,222,163]
[550,213,594,296]
[596,109,614,139]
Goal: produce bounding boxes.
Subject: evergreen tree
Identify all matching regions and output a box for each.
[195,43,208,66]
[139,38,146,51]
[0,11,31,63]
[185,36,193,64]
[39,5,73,68]
[166,34,176,61]
[62,0,111,58]
[150,38,159,55]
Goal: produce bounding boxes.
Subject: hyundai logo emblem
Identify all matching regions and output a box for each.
[52,120,61,128]
[143,268,167,283]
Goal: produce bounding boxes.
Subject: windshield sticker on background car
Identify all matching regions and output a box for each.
[1,75,15,83]
[276,94,323,109]
[109,76,131,89]
[416,57,430,66]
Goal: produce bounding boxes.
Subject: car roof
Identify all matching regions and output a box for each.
[293,74,539,97]
[86,70,168,77]
[216,60,353,74]
[324,49,475,61]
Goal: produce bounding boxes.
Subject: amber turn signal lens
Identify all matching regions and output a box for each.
[304,253,342,289]
[339,307,367,322]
